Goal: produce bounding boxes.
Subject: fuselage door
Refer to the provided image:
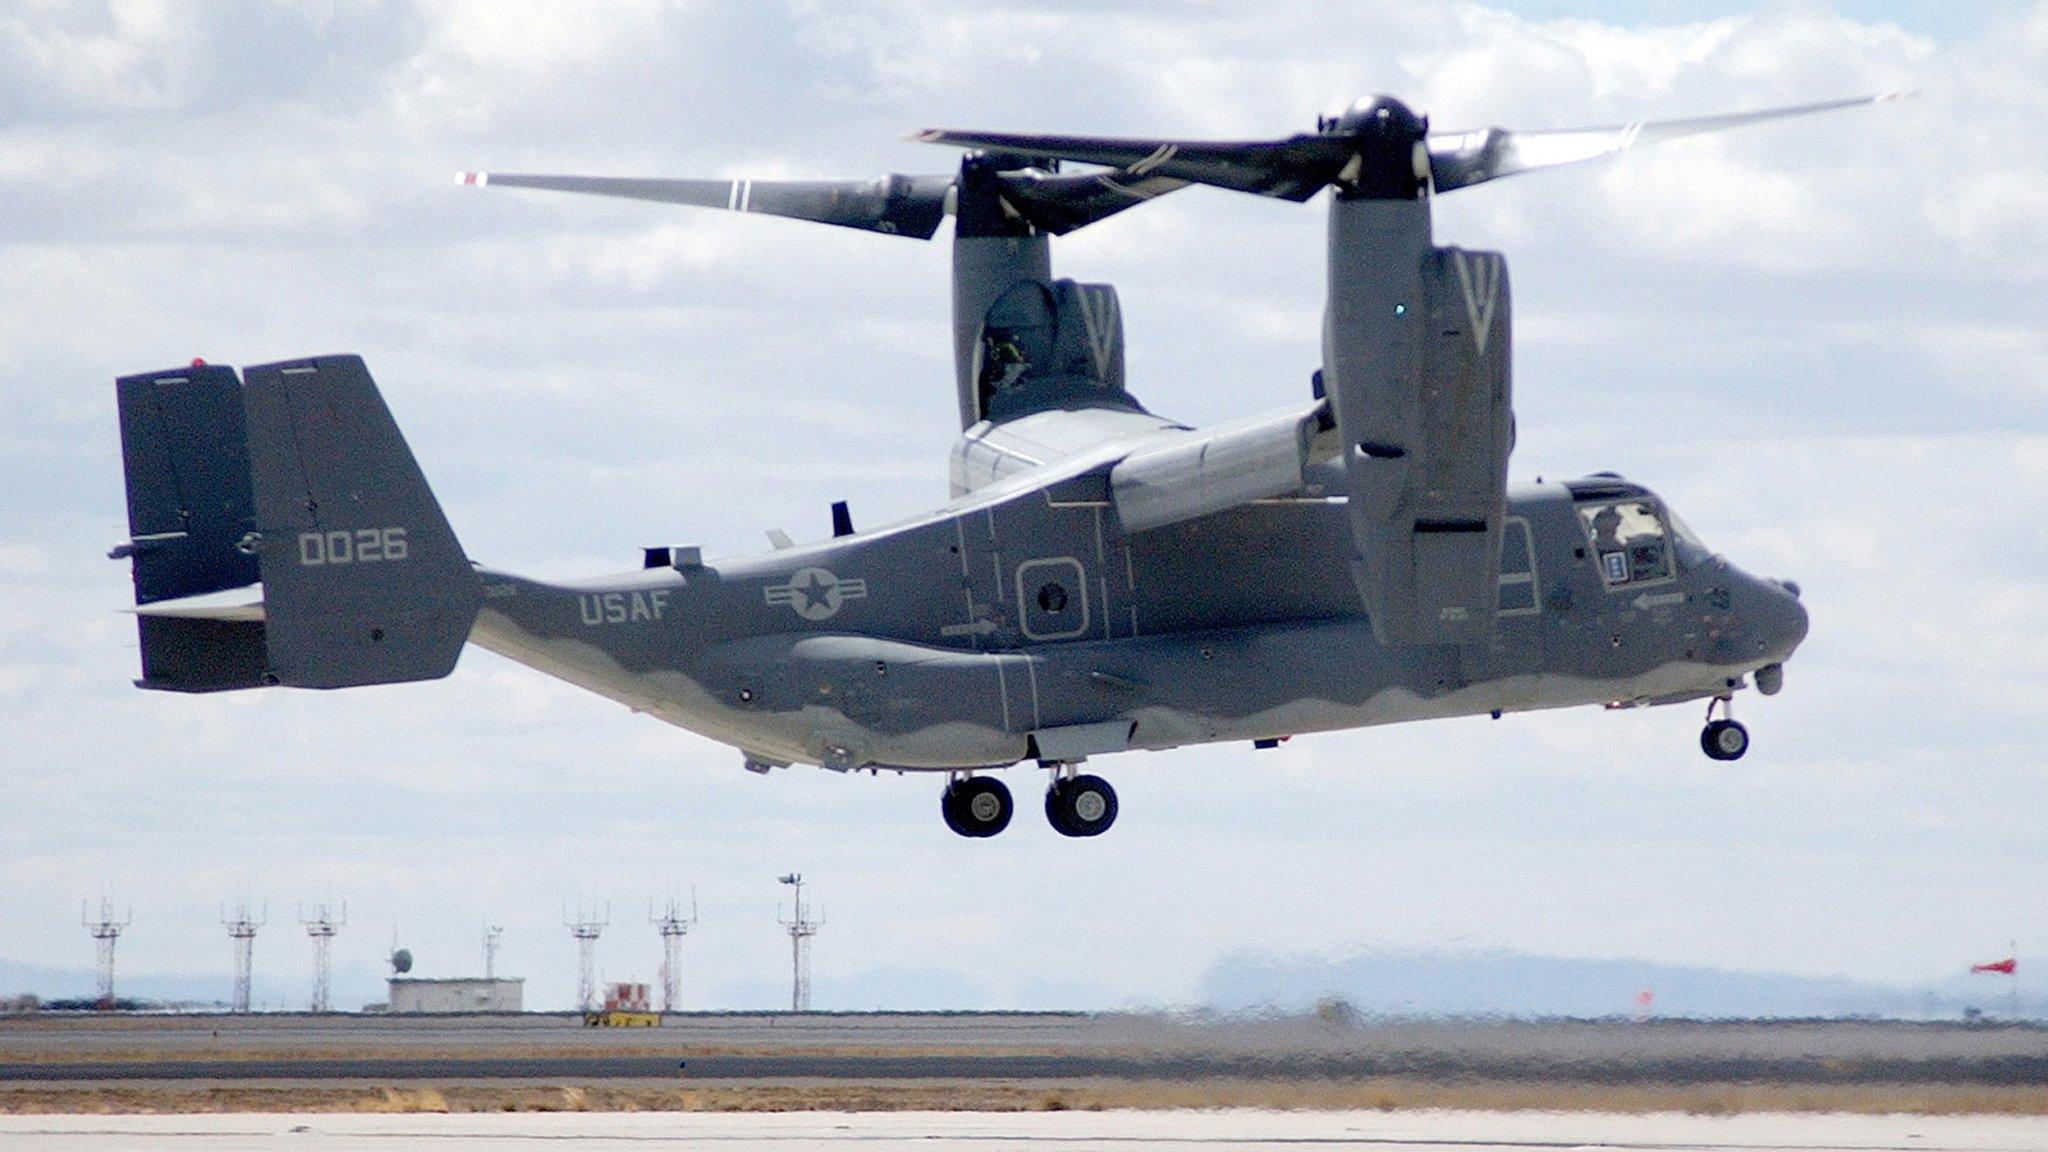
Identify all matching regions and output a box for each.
[1464,514,1543,697]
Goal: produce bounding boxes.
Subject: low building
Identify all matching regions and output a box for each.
[387,977,523,1013]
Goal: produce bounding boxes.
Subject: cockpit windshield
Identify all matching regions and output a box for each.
[1665,508,1714,569]
[1578,498,1674,586]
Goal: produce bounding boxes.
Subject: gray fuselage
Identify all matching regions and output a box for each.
[468,458,1809,775]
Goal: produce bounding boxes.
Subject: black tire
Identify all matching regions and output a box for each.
[942,776,1012,837]
[1046,774,1118,838]
[1701,719,1750,761]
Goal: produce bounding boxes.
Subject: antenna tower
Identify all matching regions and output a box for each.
[484,924,504,980]
[651,893,699,1013]
[777,874,821,1012]
[299,903,346,1013]
[83,898,132,1009]
[222,902,267,1013]
[564,903,609,1013]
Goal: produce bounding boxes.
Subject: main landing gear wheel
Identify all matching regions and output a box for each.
[1046,774,1118,838]
[1701,719,1750,761]
[1700,697,1749,761]
[941,776,1013,838]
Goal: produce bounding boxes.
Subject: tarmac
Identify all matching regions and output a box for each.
[6,1012,2047,1085]
[4,1108,2048,1150]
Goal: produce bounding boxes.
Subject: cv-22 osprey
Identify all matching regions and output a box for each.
[110,93,1881,838]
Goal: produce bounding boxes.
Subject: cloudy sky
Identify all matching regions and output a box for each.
[3,1,2044,1012]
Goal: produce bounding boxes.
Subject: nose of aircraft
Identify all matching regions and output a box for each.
[1749,572,1809,661]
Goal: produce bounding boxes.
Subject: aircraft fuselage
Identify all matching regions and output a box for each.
[469,467,1808,775]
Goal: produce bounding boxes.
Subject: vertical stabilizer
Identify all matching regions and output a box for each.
[113,364,267,691]
[113,364,260,603]
[112,355,481,691]
[242,355,482,689]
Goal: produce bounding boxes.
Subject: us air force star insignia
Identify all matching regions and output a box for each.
[764,567,869,621]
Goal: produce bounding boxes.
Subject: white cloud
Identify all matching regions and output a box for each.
[0,1,179,116]
[541,220,750,292]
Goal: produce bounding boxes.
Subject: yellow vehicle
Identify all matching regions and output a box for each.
[583,1009,660,1027]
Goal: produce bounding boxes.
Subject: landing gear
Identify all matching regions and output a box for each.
[1045,772,1118,837]
[941,775,1013,838]
[1700,696,1749,761]
[1702,720,1749,760]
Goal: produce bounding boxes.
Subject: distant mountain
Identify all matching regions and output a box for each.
[5,948,2030,1018]
[1197,948,2036,1020]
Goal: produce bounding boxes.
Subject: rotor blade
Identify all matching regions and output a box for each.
[996,168,1191,234]
[456,171,952,239]
[1427,91,1911,192]
[913,128,1352,201]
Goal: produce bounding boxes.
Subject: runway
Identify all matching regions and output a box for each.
[8,1048,2048,1083]
[6,1013,2046,1085]
[3,1108,2048,1151]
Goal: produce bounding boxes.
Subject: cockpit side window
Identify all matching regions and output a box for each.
[1578,499,1672,587]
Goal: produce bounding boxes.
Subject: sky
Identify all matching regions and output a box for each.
[2,0,2045,1013]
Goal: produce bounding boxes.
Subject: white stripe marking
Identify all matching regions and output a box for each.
[1452,250,1501,356]
[1128,143,1178,176]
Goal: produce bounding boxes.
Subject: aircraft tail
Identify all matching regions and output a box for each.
[113,355,482,691]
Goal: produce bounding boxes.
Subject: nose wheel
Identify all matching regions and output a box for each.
[941,775,1013,837]
[1046,772,1118,837]
[1700,697,1750,761]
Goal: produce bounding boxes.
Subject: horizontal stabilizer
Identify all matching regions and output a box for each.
[136,616,267,694]
[128,587,264,621]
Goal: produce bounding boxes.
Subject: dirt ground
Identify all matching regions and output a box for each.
[6,1078,2048,1116]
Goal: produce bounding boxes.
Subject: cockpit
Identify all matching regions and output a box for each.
[1564,475,1714,588]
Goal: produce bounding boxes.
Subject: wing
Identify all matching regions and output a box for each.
[913,128,1347,201]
